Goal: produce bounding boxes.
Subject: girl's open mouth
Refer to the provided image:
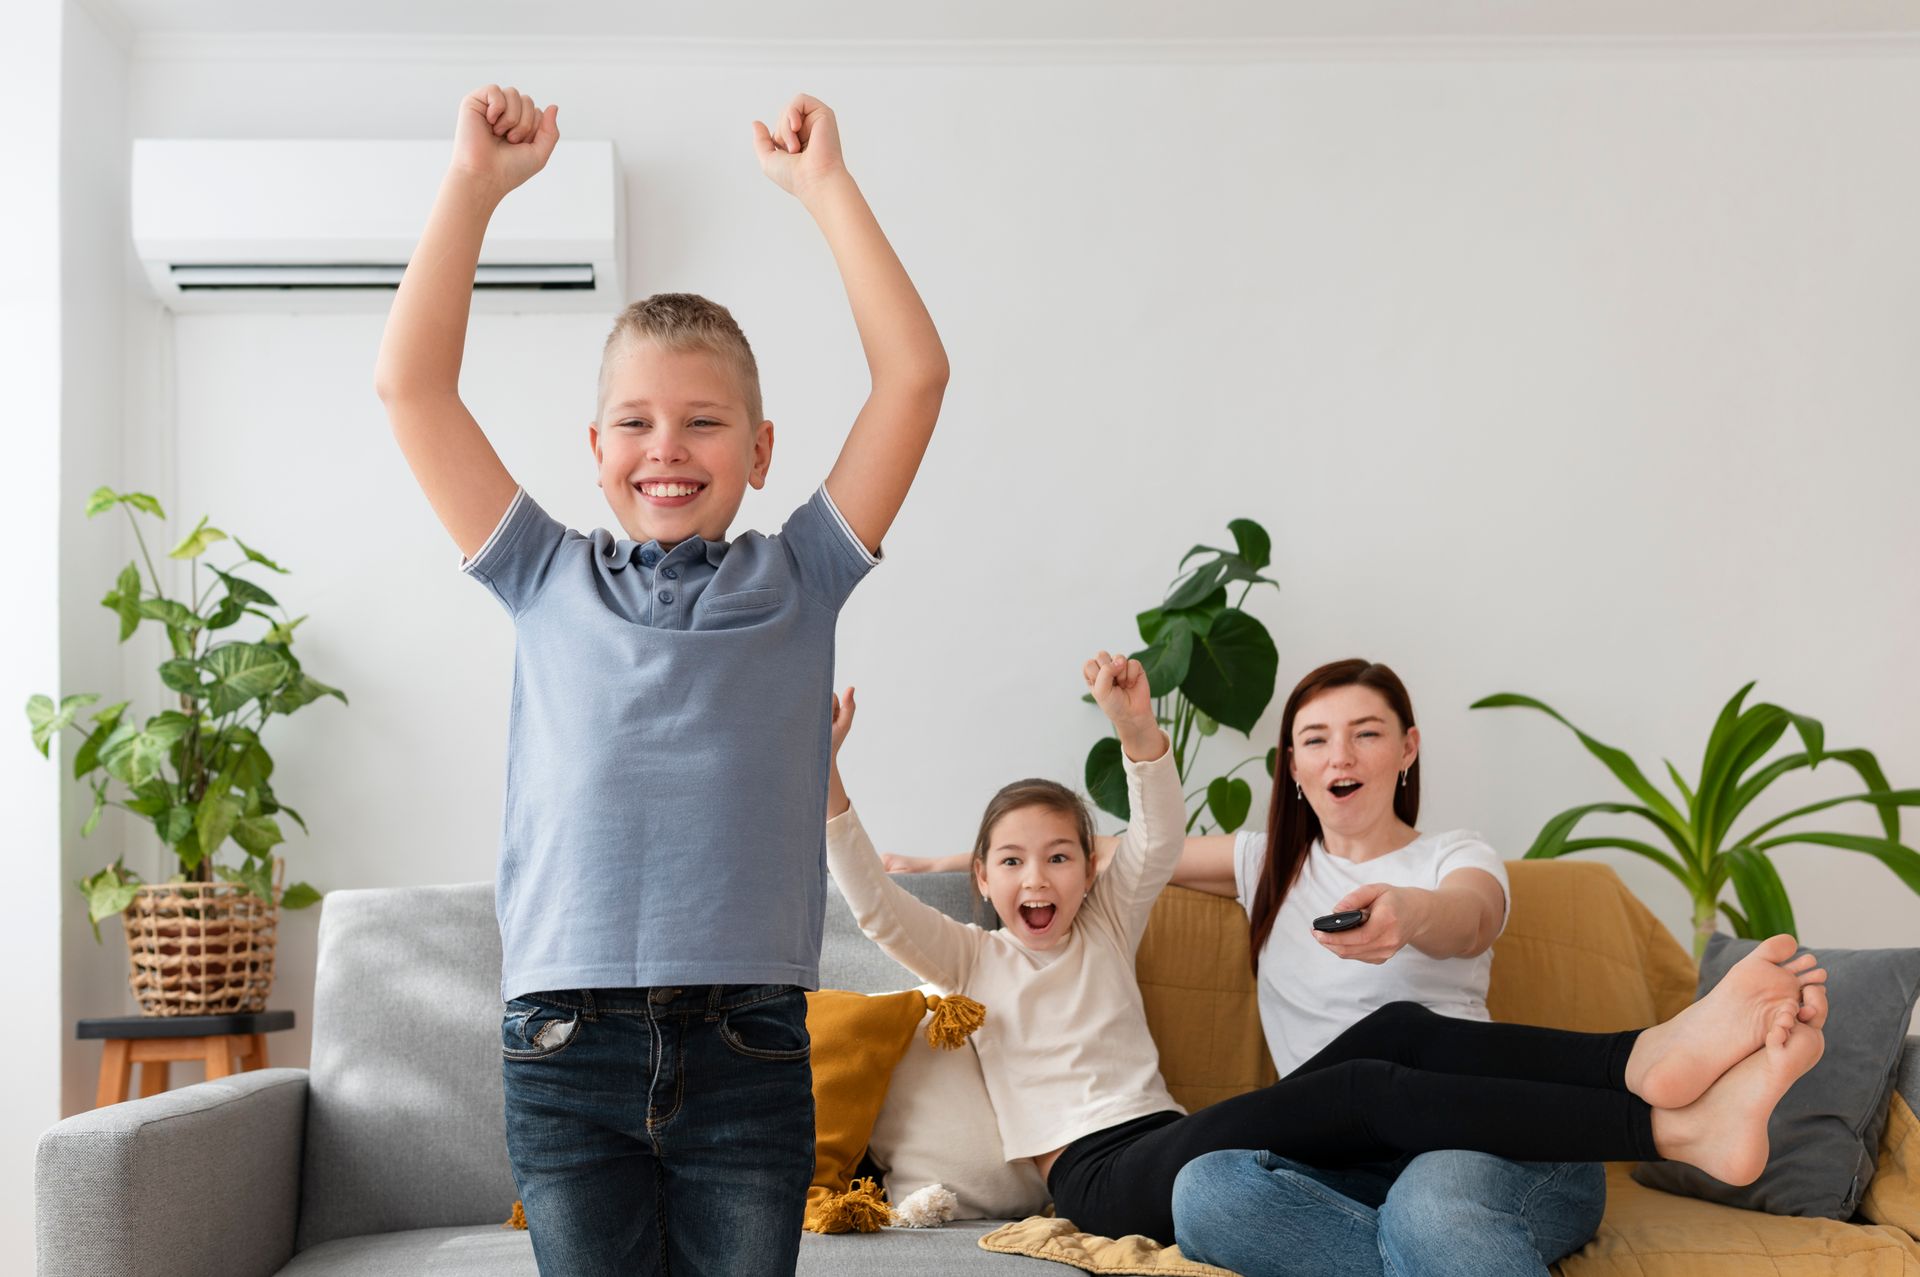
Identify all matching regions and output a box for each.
[1329,780,1364,802]
[1019,902,1057,935]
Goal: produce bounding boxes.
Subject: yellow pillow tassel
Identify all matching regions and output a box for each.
[803,1175,893,1234]
[923,993,986,1050]
[503,1200,527,1230]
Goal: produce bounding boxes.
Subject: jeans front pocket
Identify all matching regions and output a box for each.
[502,993,586,1062]
[717,986,811,1063]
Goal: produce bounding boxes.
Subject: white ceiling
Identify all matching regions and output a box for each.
[88,0,1920,44]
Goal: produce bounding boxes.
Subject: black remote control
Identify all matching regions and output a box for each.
[1313,909,1369,933]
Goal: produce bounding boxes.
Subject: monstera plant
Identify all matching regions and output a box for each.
[26,487,345,938]
[1084,518,1279,833]
[1474,683,1919,959]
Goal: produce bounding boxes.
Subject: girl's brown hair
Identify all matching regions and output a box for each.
[1245,659,1420,973]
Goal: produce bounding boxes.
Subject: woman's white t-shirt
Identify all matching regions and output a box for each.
[1233,830,1510,1077]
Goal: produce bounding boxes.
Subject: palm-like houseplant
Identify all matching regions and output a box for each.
[1473,683,1919,958]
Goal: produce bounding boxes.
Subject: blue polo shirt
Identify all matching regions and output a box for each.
[461,484,879,1001]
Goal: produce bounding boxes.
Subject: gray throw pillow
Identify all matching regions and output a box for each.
[1631,933,1920,1219]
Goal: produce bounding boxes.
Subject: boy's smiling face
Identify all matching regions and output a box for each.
[589,338,773,549]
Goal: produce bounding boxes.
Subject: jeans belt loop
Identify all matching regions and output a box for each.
[580,989,597,1021]
[706,985,723,1023]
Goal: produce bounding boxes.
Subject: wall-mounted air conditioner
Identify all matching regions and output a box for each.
[131,138,625,313]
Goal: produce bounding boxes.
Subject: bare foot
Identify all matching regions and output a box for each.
[1625,934,1826,1109]
[1650,1005,1823,1186]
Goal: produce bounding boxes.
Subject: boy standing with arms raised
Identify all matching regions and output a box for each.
[374,84,947,1275]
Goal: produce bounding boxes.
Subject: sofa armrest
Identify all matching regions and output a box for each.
[35,1068,308,1277]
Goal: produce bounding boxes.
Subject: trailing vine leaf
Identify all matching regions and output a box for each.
[26,693,100,757]
[167,515,228,559]
[101,563,144,641]
[234,538,288,573]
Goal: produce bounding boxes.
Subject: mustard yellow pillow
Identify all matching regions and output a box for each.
[802,988,986,1234]
[802,988,928,1232]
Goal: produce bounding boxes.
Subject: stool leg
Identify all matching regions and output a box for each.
[203,1036,233,1081]
[243,1032,269,1071]
[138,1061,171,1098]
[96,1040,132,1108]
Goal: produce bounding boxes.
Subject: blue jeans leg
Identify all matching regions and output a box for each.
[1172,1149,1400,1277]
[501,985,815,1277]
[1376,1152,1607,1277]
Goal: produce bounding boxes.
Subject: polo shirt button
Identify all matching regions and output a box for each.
[662,567,679,580]
[658,590,673,604]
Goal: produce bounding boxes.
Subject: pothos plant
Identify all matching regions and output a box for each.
[25,487,345,937]
[1474,683,1920,960]
[1085,518,1280,833]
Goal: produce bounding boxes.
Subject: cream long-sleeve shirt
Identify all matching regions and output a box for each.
[824,749,1186,1161]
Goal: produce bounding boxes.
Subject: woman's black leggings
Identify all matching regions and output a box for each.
[1046,1001,1655,1244]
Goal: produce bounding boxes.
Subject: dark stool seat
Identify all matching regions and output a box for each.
[77,1010,296,1108]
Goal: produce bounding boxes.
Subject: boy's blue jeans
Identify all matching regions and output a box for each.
[1172,1149,1606,1277]
[501,984,814,1276]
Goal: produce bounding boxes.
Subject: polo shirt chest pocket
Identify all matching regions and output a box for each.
[698,586,785,628]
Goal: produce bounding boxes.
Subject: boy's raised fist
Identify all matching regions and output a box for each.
[753,93,846,198]
[452,84,560,196]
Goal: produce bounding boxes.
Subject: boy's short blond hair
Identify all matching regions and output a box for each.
[596,293,764,427]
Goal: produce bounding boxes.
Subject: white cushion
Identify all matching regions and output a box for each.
[868,992,1050,1221]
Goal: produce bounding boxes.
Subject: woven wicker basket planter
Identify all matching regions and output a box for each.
[121,867,281,1016]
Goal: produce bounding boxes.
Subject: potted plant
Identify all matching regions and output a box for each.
[26,487,345,1013]
[1473,683,1919,958]
[1084,518,1280,833]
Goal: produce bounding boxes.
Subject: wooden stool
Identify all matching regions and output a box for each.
[77,1011,296,1108]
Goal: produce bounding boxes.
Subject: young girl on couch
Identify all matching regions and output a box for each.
[824,652,1829,1245]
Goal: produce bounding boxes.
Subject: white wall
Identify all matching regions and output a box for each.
[60,0,134,1125]
[94,37,1920,1081]
[2,1,68,1258]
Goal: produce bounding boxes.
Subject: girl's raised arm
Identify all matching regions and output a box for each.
[825,689,980,991]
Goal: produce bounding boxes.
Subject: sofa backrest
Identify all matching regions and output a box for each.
[292,874,986,1250]
[1489,859,1700,1029]
[293,868,1920,1253]
[296,881,514,1252]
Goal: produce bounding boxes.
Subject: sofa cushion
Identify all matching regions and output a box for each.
[1633,934,1920,1219]
[278,1222,1074,1276]
[1489,860,1698,1032]
[1557,1163,1920,1276]
[1860,1093,1920,1239]
[1135,886,1278,1112]
[804,988,934,1231]
[869,991,1051,1221]
[297,882,519,1252]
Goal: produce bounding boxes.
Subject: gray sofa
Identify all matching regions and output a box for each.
[35,875,1070,1276]
[36,878,1920,1276]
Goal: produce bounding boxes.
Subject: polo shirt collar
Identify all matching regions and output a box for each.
[602,534,730,571]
